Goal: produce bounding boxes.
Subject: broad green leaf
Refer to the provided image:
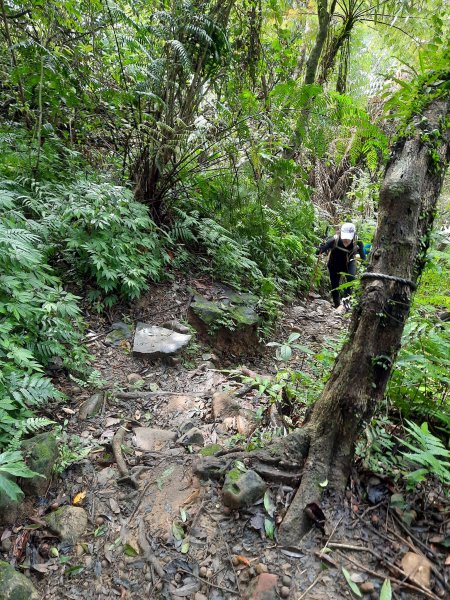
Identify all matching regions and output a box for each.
[0,474,23,501]
[123,544,139,557]
[264,518,275,540]
[279,345,292,362]
[342,568,362,597]
[172,521,185,541]
[263,490,276,517]
[380,578,392,600]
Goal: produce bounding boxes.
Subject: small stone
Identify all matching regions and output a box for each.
[206,569,213,579]
[95,516,104,525]
[101,560,108,568]
[194,594,208,600]
[239,570,250,582]
[360,582,375,593]
[231,556,239,566]
[178,427,204,447]
[281,575,292,587]
[222,469,266,509]
[280,586,290,598]
[255,563,268,574]
[199,566,207,577]
[44,506,88,542]
[79,392,104,419]
[105,322,133,346]
[248,573,278,600]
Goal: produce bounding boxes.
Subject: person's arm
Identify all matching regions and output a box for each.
[316,236,335,255]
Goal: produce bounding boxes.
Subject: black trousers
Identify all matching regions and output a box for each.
[328,260,356,307]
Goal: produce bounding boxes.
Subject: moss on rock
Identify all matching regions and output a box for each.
[0,561,39,600]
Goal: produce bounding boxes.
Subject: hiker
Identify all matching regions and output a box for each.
[317,222,366,311]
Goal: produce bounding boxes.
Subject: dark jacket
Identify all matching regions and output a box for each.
[317,236,366,270]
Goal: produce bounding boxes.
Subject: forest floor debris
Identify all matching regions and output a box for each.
[1,279,448,599]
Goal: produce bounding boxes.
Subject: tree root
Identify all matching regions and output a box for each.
[195,428,310,481]
[112,423,138,488]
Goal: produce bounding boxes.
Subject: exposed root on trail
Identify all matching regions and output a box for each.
[112,423,138,488]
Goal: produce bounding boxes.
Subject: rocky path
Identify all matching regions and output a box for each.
[1,281,448,600]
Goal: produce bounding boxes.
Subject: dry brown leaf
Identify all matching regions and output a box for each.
[73,491,87,505]
[401,551,431,588]
[235,555,251,567]
[181,489,200,506]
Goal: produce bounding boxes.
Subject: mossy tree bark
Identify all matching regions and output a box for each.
[197,94,450,545]
[279,95,450,543]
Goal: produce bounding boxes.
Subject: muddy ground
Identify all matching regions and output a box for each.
[1,278,448,600]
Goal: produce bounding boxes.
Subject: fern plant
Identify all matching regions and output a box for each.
[0,451,41,502]
[399,421,450,489]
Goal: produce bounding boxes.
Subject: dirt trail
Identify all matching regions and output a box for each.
[2,280,447,599]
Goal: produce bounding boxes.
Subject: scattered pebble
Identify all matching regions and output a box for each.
[256,563,268,574]
[360,582,375,593]
[199,566,207,577]
[280,586,290,598]
[281,575,292,587]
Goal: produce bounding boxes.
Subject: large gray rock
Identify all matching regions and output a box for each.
[21,432,58,496]
[133,323,191,358]
[44,506,88,542]
[188,285,261,354]
[0,561,40,600]
[222,468,266,509]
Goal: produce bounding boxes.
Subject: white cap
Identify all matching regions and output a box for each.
[341,222,356,240]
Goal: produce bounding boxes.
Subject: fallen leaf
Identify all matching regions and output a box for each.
[445,556,450,566]
[181,489,200,506]
[401,552,431,588]
[109,498,121,514]
[380,578,392,600]
[73,491,87,505]
[123,544,139,557]
[234,555,251,567]
[342,567,362,597]
[61,407,76,415]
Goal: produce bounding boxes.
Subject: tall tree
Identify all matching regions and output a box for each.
[197,73,450,544]
[304,0,337,84]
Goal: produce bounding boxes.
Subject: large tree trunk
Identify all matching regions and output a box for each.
[196,94,450,544]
